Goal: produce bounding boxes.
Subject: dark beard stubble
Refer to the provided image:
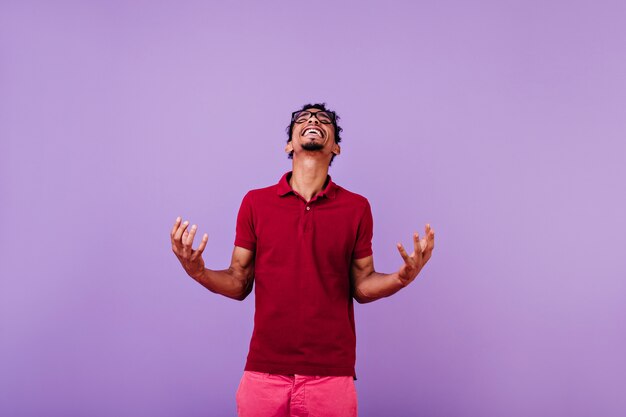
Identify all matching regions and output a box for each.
[301,141,325,151]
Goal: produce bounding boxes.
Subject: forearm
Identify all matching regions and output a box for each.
[353,271,406,304]
[190,267,251,301]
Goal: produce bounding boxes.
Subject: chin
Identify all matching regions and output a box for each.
[301,144,325,152]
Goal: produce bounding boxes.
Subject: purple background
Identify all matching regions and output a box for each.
[1,1,625,416]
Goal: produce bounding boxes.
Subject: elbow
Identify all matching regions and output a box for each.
[353,295,367,304]
[228,289,250,302]
[233,293,248,302]
[234,275,254,301]
[352,287,375,304]
[354,296,375,304]
[234,287,252,301]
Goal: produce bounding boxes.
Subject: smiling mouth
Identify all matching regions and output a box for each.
[302,127,324,138]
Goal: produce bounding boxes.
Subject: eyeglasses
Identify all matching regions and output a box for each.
[291,110,336,124]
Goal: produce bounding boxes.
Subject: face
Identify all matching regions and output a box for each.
[286,108,340,159]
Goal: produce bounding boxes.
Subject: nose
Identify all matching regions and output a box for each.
[307,118,320,125]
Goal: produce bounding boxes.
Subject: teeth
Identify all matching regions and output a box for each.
[304,129,321,135]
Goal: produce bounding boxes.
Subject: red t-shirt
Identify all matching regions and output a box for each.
[234,171,373,379]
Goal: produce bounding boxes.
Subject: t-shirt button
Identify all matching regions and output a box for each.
[306,206,310,211]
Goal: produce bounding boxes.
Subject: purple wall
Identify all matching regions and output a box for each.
[2,1,625,416]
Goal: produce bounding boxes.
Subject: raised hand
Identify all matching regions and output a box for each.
[170,216,209,279]
[396,223,435,287]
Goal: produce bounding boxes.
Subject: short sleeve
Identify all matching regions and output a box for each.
[234,192,256,251]
[353,199,373,259]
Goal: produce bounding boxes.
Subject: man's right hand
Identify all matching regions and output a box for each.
[170,216,209,280]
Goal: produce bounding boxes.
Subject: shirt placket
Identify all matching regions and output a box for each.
[293,192,320,236]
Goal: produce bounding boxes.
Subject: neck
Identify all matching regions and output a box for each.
[289,157,329,202]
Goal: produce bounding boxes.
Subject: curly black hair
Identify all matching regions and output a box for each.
[286,102,343,166]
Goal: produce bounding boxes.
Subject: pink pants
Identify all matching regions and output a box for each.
[236,371,358,417]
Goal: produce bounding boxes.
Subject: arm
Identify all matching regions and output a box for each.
[350,224,435,304]
[191,245,255,301]
[170,217,255,301]
[351,255,403,304]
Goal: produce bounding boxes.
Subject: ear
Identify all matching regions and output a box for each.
[332,144,341,155]
[285,141,294,154]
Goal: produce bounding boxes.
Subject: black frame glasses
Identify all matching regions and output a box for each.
[291,110,336,124]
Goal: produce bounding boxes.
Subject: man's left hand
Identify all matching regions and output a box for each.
[396,223,435,287]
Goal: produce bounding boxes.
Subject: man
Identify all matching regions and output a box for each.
[170,103,435,417]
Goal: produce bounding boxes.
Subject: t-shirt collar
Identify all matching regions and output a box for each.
[277,171,337,199]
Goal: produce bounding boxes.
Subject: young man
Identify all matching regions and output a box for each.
[170,103,435,417]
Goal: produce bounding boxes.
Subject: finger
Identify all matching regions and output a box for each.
[191,233,209,259]
[396,243,413,265]
[427,226,435,250]
[174,220,190,242]
[195,233,209,255]
[185,224,198,246]
[170,216,182,237]
[413,232,422,255]
[420,236,427,252]
[426,224,434,240]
